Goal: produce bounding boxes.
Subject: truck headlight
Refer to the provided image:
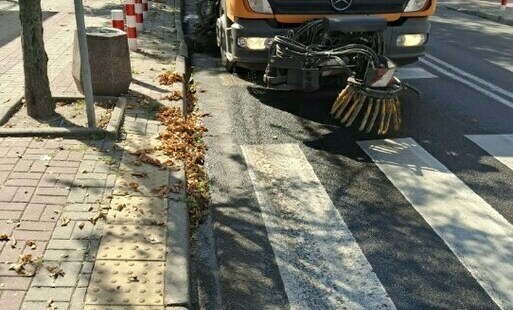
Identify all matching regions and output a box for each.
[247,0,273,14]
[404,0,428,12]
[237,37,274,50]
[396,34,427,47]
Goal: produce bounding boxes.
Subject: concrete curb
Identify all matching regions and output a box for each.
[0,97,23,126]
[444,5,513,26]
[164,0,191,308]
[0,96,126,138]
[106,97,127,138]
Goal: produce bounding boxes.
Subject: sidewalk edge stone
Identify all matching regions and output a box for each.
[0,97,23,126]
[0,126,107,138]
[164,0,191,308]
[106,97,127,138]
[165,199,190,308]
[443,4,512,26]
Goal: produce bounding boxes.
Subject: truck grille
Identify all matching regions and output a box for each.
[267,0,408,15]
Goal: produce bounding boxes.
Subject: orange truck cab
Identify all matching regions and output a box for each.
[216,0,437,74]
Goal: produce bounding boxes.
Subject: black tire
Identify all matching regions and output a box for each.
[217,1,235,72]
[220,47,235,72]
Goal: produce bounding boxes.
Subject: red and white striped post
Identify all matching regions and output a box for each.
[501,0,508,11]
[135,0,144,31]
[125,0,138,50]
[111,9,124,31]
[142,0,149,20]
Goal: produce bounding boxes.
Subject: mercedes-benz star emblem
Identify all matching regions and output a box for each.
[331,0,352,11]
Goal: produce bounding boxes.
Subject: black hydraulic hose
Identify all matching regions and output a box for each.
[272,35,382,67]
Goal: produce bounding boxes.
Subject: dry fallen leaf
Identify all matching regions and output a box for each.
[47,299,57,310]
[78,222,85,230]
[128,275,139,283]
[152,185,169,198]
[145,236,161,244]
[9,263,24,273]
[0,234,9,241]
[136,153,162,167]
[116,204,126,211]
[131,172,149,178]
[10,237,17,248]
[128,182,139,191]
[169,183,182,193]
[46,265,65,280]
[88,212,106,225]
[20,254,33,264]
[10,253,38,277]
[26,240,37,250]
[60,217,71,227]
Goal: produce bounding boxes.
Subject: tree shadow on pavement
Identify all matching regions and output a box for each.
[0,10,57,49]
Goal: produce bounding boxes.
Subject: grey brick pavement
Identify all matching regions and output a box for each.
[0,0,186,308]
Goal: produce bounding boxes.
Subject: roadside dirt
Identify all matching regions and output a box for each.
[2,99,115,129]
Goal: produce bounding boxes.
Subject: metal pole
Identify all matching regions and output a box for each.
[73,0,96,128]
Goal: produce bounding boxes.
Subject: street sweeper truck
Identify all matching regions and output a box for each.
[214,0,437,134]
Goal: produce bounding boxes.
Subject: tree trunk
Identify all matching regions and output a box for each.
[19,0,55,119]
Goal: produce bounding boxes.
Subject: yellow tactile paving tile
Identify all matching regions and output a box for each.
[107,196,167,225]
[86,261,165,306]
[96,225,166,261]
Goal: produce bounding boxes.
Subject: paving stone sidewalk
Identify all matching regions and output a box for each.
[438,0,513,26]
[0,0,182,108]
[0,0,188,309]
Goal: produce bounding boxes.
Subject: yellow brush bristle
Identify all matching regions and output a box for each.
[331,85,401,135]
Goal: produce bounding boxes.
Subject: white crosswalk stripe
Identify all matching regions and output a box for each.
[242,136,513,309]
[242,143,396,310]
[467,134,513,171]
[358,138,513,310]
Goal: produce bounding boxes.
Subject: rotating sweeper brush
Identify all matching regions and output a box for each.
[332,78,402,134]
[331,57,403,135]
[264,18,414,135]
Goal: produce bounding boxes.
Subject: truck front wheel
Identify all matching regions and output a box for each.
[216,2,235,72]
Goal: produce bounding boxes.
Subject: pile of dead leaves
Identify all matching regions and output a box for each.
[130,148,178,170]
[158,71,183,85]
[156,104,210,223]
[166,90,183,101]
[97,108,113,129]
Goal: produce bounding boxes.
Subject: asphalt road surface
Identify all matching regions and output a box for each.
[188,6,513,310]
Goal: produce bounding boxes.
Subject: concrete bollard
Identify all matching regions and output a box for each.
[501,0,508,11]
[72,27,132,96]
[142,0,149,19]
[111,9,124,31]
[125,0,137,50]
[135,0,144,31]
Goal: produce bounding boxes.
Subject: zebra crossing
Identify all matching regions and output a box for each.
[242,143,396,309]
[242,135,513,310]
[467,134,513,171]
